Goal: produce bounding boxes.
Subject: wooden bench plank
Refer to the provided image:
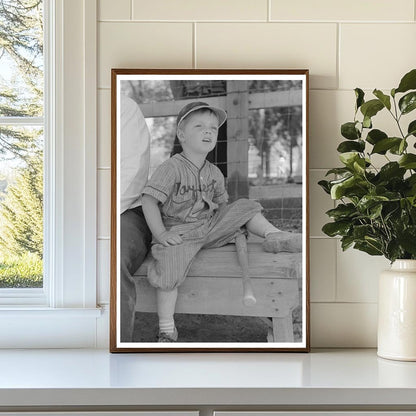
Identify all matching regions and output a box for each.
[135,243,301,279]
[135,276,299,318]
[133,242,301,342]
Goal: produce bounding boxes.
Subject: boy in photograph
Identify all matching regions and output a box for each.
[141,101,301,342]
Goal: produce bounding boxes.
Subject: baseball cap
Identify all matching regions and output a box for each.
[176,101,227,129]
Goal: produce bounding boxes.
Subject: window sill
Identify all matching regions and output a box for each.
[0,307,105,348]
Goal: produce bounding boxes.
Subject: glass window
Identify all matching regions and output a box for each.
[0,0,44,289]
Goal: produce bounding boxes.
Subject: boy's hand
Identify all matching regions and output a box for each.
[155,230,183,247]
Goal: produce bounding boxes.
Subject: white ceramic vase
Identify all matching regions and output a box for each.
[378,259,416,361]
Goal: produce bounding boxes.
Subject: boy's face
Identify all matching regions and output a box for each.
[177,110,219,155]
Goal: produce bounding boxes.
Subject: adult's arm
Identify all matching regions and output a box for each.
[120,94,150,214]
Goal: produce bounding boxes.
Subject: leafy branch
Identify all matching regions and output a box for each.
[319,69,416,262]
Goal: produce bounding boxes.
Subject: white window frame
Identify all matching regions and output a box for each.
[0,0,101,348]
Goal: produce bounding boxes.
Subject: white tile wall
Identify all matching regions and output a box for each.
[97,169,111,239]
[336,246,390,303]
[339,24,416,90]
[311,303,378,347]
[97,239,110,305]
[96,0,416,347]
[98,90,111,168]
[270,0,415,22]
[196,23,338,89]
[310,239,336,302]
[132,0,268,21]
[98,22,193,89]
[99,0,131,21]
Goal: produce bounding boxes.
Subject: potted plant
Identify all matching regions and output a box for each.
[319,68,416,361]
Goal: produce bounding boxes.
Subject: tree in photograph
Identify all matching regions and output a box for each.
[249,106,302,181]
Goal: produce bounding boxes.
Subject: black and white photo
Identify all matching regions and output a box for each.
[110,69,309,352]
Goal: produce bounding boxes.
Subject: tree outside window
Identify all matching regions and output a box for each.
[0,0,44,288]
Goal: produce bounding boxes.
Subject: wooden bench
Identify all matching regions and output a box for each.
[134,242,301,342]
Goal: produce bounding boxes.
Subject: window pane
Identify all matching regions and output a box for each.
[0,126,43,288]
[0,0,44,291]
[0,0,44,117]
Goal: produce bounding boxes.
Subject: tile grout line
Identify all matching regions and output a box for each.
[268,0,271,22]
[98,19,415,24]
[130,0,133,20]
[336,22,340,90]
[193,22,197,69]
[333,228,339,303]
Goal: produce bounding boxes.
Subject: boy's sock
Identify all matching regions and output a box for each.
[157,288,179,341]
[159,318,175,335]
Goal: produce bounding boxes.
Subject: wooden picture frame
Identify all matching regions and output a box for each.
[110,69,310,352]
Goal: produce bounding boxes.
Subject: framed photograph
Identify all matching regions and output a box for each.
[110,69,310,352]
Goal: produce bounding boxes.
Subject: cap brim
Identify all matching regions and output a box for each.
[177,105,227,128]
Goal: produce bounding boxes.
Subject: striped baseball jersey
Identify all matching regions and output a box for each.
[142,153,228,228]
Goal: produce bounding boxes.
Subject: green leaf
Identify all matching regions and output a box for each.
[377,162,406,181]
[353,158,366,173]
[339,152,360,166]
[369,203,383,220]
[399,92,416,115]
[318,180,331,194]
[325,167,352,176]
[337,140,365,153]
[330,175,366,200]
[352,224,373,240]
[360,99,384,119]
[357,195,389,212]
[399,139,407,155]
[389,139,408,155]
[354,241,383,256]
[341,235,355,251]
[322,221,351,237]
[371,137,402,155]
[386,239,403,262]
[398,227,416,255]
[399,154,416,169]
[363,116,372,129]
[366,129,388,145]
[395,69,416,94]
[373,89,391,110]
[326,203,357,220]
[355,88,365,110]
[341,122,360,140]
[407,120,416,138]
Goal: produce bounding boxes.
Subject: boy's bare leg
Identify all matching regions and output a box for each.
[246,213,302,253]
[157,287,179,342]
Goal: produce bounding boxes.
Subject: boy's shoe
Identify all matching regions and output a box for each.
[157,327,178,343]
[263,231,302,253]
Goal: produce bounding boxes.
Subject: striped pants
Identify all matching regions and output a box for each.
[147,198,262,290]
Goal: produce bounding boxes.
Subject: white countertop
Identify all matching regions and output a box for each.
[0,349,416,407]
